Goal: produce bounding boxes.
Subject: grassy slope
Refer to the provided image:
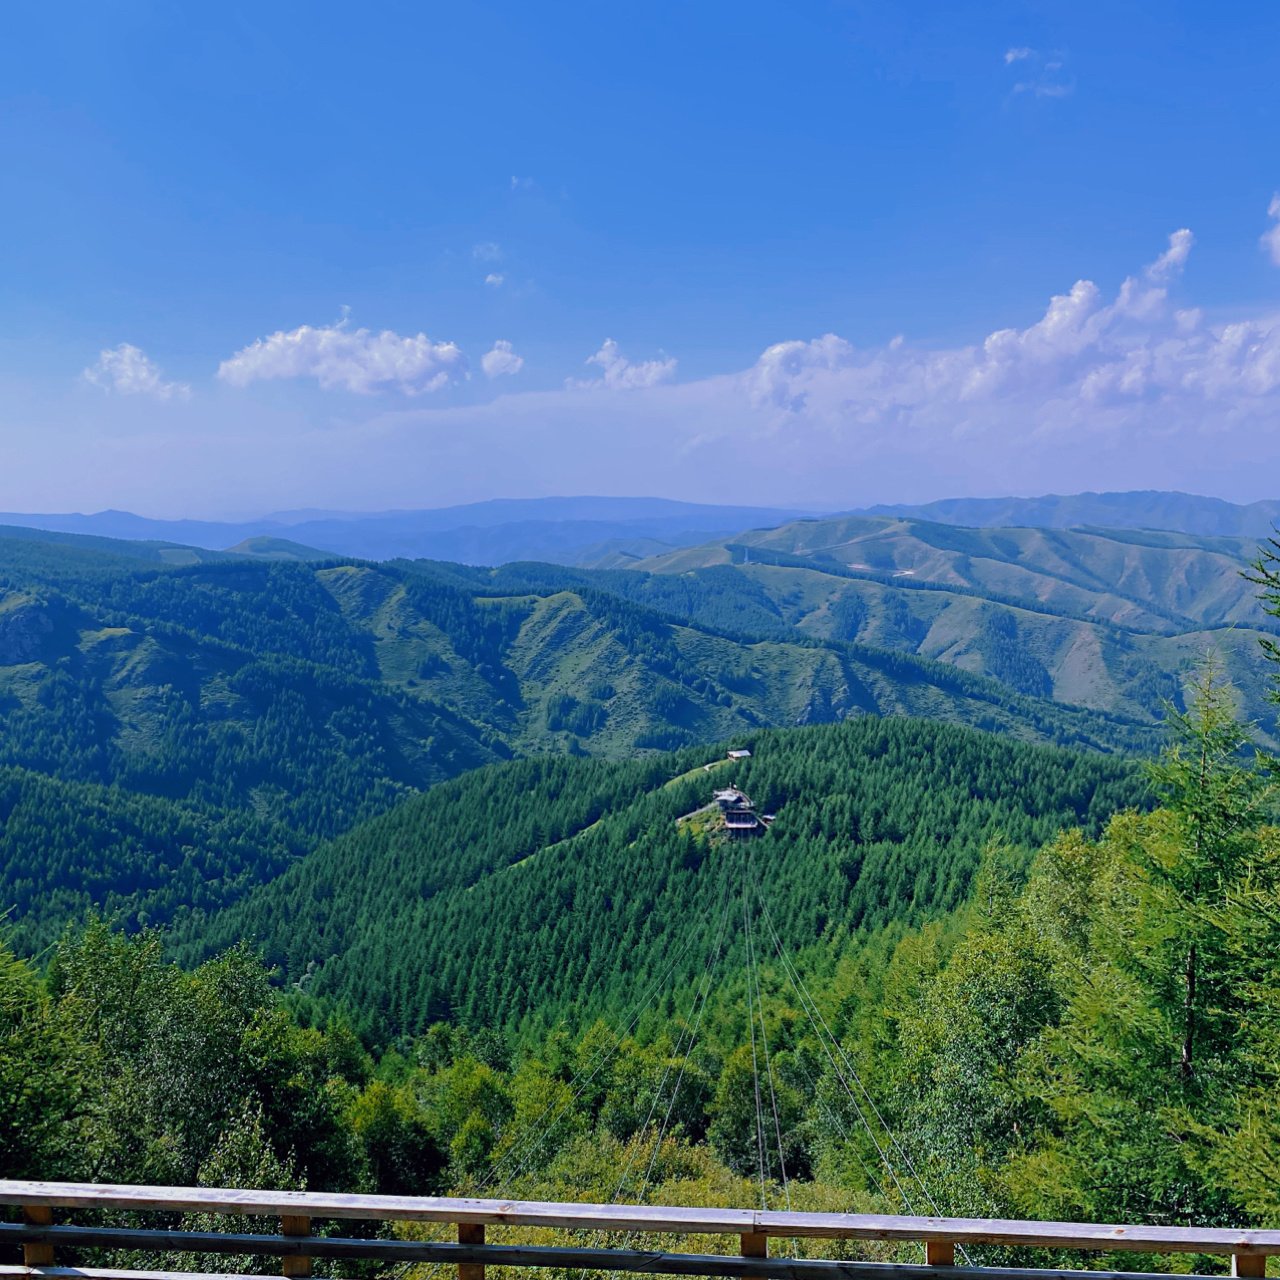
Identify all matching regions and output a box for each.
[627,516,1275,735]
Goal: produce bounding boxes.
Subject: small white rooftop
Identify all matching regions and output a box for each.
[727,748,752,759]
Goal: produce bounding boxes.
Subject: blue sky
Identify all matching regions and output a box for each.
[3,1,1280,516]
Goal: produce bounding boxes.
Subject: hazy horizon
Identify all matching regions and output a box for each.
[2,485,1278,528]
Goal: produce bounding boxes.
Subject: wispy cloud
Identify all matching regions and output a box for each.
[1004,46,1074,99]
[218,315,466,394]
[509,175,534,192]
[481,340,524,378]
[484,272,505,288]
[1147,227,1194,282]
[1263,194,1280,266]
[84,344,190,400]
[472,242,503,263]
[568,339,677,390]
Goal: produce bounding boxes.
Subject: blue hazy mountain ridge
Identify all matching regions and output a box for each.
[857,490,1280,538]
[0,521,236,564]
[0,497,816,567]
[3,491,1278,568]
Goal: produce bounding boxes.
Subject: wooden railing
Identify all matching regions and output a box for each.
[1,1182,1278,1280]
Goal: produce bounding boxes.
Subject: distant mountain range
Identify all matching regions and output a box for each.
[858,490,1280,538]
[0,491,1276,568]
[0,497,815,568]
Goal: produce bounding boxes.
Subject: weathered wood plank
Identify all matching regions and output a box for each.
[0,1182,754,1234]
[1233,1256,1266,1278]
[2,1182,1278,1257]
[751,1209,1280,1256]
[743,1233,769,1259]
[925,1243,954,1267]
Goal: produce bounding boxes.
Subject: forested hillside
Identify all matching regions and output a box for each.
[0,533,1274,1241]
[1,512,1270,956]
[0,528,1164,948]
[195,717,1144,1041]
[0,765,305,951]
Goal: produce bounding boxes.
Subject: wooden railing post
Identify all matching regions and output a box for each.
[1234,1254,1266,1278]
[281,1214,311,1278]
[459,1221,485,1280]
[22,1205,55,1268]
[926,1241,955,1267]
[742,1231,768,1260]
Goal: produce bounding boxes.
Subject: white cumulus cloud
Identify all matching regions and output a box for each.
[737,225,1280,434]
[1263,194,1280,266]
[84,344,190,400]
[485,273,505,288]
[482,340,524,378]
[218,317,467,395]
[568,339,677,390]
[1004,46,1034,63]
[751,334,855,411]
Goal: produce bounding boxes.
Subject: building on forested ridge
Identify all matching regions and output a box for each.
[723,804,762,836]
[712,784,770,837]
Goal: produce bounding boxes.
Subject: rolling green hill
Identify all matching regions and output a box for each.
[192,716,1145,1041]
[0,529,1158,949]
[624,515,1276,733]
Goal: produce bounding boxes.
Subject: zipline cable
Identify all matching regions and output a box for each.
[634,858,738,1198]
[412,790,971,1280]
[594,849,744,1280]
[479,849,735,1196]
[748,865,973,1265]
[744,847,791,1216]
[609,851,739,1206]
[405,856,738,1280]
[783,1022,890,1203]
[746,866,922,1216]
[742,882,769,1211]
